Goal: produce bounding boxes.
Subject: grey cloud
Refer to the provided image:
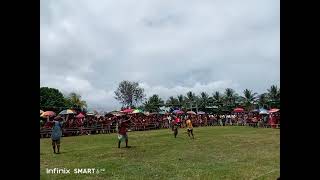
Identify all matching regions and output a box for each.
[40,0,279,111]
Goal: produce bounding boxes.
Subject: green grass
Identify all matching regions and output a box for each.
[40,126,279,180]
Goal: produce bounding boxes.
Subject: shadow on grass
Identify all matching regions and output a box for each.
[111,145,137,149]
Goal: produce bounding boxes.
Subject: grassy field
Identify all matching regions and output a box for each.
[40,126,280,180]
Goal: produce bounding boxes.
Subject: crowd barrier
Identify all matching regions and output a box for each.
[40,122,280,138]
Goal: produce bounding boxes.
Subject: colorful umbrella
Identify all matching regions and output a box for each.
[269,108,280,113]
[197,111,205,115]
[40,111,56,118]
[121,108,134,113]
[132,109,143,114]
[173,110,184,114]
[76,113,85,118]
[187,111,196,115]
[233,108,244,113]
[58,109,75,115]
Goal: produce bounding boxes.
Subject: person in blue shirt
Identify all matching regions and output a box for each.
[51,116,64,154]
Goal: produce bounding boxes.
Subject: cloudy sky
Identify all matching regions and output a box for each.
[40,0,280,112]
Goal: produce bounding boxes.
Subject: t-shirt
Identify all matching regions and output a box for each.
[186,119,193,129]
[118,122,128,135]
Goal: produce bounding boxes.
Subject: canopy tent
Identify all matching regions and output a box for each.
[259,108,269,115]
[159,106,170,112]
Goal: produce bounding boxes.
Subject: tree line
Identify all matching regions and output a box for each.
[114,81,280,113]
[40,87,87,113]
[40,80,280,114]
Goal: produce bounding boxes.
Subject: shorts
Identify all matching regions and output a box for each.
[187,128,193,132]
[118,134,128,142]
[52,139,60,145]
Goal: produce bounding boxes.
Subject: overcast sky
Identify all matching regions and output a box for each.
[40,0,280,112]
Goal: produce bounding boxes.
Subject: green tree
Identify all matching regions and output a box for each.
[240,89,257,111]
[212,91,223,108]
[177,94,185,109]
[267,85,280,108]
[258,93,268,109]
[222,88,237,111]
[186,91,196,109]
[166,96,179,108]
[65,92,87,111]
[143,94,164,112]
[199,92,209,111]
[40,87,67,112]
[114,81,146,108]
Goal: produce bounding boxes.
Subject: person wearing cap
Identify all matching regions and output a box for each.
[51,116,64,154]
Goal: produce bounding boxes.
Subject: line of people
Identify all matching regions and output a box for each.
[40,112,280,137]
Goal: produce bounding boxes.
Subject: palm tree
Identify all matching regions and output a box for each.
[66,92,87,111]
[267,85,280,99]
[223,88,237,110]
[199,92,209,111]
[177,94,185,109]
[212,91,222,106]
[240,89,257,111]
[186,91,196,110]
[166,96,179,108]
[258,93,268,109]
[143,94,164,112]
[267,85,280,108]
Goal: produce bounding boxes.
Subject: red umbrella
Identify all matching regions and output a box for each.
[269,108,280,113]
[121,108,134,113]
[76,113,85,118]
[233,108,244,113]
